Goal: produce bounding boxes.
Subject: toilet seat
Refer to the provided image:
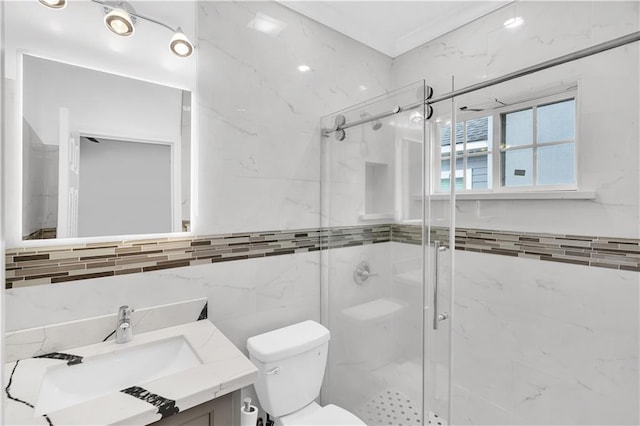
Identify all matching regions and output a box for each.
[278,403,367,426]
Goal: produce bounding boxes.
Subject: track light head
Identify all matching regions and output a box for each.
[104,2,136,37]
[170,28,194,57]
[38,0,66,9]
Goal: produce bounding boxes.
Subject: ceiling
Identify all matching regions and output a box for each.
[279,1,510,58]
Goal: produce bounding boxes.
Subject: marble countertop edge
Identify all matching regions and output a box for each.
[4,320,258,426]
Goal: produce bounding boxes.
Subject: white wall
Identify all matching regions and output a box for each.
[22,121,58,236]
[195,1,392,235]
[22,54,182,147]
[78,138,172,237]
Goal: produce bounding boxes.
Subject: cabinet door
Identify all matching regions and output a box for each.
[152,392,234,426]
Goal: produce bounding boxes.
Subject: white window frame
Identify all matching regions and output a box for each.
[435,110,494,193]
[495,91,578,193]
[434,90,578,195]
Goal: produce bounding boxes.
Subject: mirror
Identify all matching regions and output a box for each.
[21,54,191,240]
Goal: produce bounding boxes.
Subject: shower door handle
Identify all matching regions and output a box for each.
[433,241,448,330]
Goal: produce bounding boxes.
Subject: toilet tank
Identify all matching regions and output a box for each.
[247,320,330,417]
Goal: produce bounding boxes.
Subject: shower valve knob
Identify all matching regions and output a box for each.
[354,261,378,284]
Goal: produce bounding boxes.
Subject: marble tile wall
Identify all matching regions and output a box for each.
[5,250,321,354]
[4,0,393,344]
[5,298,207,362]
[387,2,640,424]
[452,250,638,425]
[196,1,392,235]
[393,1,640,238]
[3,2,639,425]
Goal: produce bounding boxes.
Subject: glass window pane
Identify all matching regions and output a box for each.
[537,99,575,143]
[440,158,464,191]
[467,155,491,189]
[440,158,450,190]
[455,157,464,189]
[503,108,532,147]
[466,117,491,155]
[501,148,533,186]
[537,143,575,185]
[440,126,450,146]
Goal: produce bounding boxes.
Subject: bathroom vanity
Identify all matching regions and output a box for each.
[4,300,257,425]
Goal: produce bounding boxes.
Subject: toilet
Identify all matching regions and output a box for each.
[247,320,367,426]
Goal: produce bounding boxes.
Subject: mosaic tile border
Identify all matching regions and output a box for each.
[391,224,640,271]
[5,225,390,289]
[5,224,638,288]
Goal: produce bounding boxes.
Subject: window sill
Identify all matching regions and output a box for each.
[359,213,394,221]
[425,190,596,201]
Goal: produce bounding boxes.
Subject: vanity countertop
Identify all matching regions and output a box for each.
[4,320,258,425]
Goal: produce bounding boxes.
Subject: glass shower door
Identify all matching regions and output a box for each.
[319,81,455,426]
[423,97,457,426]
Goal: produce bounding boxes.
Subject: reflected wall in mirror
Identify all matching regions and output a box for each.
[22,54,191,240]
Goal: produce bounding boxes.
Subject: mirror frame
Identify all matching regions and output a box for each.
[5,50,197,248]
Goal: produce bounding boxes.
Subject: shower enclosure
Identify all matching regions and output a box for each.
[320,81,456,425]
[319,30,639,426]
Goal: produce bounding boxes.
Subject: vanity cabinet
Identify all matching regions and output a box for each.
[152,392,235,426]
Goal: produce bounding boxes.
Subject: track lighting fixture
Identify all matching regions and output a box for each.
[37,0,195,58]
[38,0,66,9]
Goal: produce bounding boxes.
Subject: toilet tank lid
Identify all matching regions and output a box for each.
[247,320,330,363]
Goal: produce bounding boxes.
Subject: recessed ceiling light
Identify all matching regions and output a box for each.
[504,17,524,28]
[298,64,311,72]
[359,85,368,91]
[248,12,287,36]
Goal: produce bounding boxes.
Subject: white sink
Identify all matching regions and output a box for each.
[34,336,202,415]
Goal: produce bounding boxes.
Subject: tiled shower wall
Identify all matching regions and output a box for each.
[389,2,640,424]
[393,1,639,238]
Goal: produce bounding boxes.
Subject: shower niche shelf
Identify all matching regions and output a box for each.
[364,161,393,219]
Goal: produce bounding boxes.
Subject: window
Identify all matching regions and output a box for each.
[435,92,576,193]
[439,116,493,191]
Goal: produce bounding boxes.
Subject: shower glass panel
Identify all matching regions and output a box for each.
[425,96,456,426]
[319,81,455,426]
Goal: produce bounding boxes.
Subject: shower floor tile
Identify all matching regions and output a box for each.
[354,388,447,426]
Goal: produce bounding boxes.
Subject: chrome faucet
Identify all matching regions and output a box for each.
[115,305,133,344]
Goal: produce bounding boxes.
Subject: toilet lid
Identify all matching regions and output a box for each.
[280,404,367,426]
